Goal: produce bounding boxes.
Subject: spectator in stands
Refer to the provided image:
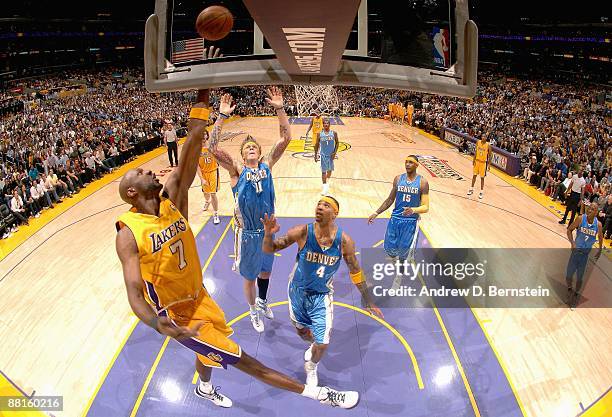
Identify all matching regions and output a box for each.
[599,195,612,239]
[10,189,29,225]
[36,178,53,208]
[523,156,538,182]
[42,173,61,203]
[20,183,40,218]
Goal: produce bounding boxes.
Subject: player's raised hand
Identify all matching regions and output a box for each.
[156,317,204,340]
[366,303,384,319]
[219,93,236,116]
[261,213,280,235]
[367,212,378,224]
[266,86,284,110]
[204,45,223,59]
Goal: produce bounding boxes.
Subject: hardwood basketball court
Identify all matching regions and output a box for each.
[0,118,610,416]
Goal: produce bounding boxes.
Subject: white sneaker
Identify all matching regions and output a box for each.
[256,297,274,320]
[304,344,313,362]
[34,213,40,218]
[322,184,329,195]
[317,387,359,409]
[467,188,474,196]
[478,191,483,200]
[250,310,264,332]
[213,214,220,225]
[194,383,233,408]
[305,361,318,386]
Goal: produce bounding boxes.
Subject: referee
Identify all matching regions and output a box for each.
[163,120,179,167]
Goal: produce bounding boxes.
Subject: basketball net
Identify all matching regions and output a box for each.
[293,85,339,116]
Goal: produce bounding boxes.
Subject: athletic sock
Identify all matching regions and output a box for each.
[199,380,213,393]
[257,277,269,300]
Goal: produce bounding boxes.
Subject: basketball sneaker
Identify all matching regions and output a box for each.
[304,344,313,361]
[478,191,484,199]
[305,361,318,386]
[570,292,580,311]
[194,383,233,408]
[467,188,473,196]
[213,213,220,225]
[250,310,264,332]
[256,297,274,319]
[317,387,359,409]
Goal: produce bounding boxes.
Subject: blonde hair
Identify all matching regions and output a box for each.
[240,135,262,157]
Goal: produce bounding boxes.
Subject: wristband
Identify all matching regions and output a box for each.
[189,107,210,121]
[350,270,365,284]
[149,316,160,333]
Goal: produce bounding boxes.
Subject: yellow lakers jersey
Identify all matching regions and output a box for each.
[199,147,218,173]
[476,140,490,162]
[116,198,203,312]
[312,116,323,133]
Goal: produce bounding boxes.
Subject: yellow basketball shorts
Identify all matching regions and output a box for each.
[167,291,241,368]
[201,169,219,194]
[473,160,488,177]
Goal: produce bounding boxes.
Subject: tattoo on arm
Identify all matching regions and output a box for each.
[342,234,360,274]
[267,110,291,165]
[208,118,224,151]
[207,117,237,174]
[209,147,233,168]
[272,235,294,251]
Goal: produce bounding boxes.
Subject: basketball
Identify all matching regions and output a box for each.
[196,5,233,41]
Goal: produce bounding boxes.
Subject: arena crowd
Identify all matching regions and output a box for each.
[1,68,610,240]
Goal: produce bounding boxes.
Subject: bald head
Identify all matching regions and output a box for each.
[120,167,163,204]
[119,169,138,203]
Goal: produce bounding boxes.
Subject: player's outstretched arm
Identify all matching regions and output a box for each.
[165,89,210,216]
[341,232,383,318]
[116,227,203,340]
[566,216,581,248]
[332,131,339,159]
[264,87,291,169]
[208,93,240,179]
[261,213,307,253]
[368,175,399,223]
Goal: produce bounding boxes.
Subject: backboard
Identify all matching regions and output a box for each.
[144,0,477,97]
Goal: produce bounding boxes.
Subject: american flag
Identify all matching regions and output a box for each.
[172,38,204,63]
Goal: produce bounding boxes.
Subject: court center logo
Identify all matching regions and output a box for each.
[417,155,465,180]
[382,132,415,144]
[288,135,350,160]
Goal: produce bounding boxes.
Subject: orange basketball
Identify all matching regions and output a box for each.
[196,5,233,41]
